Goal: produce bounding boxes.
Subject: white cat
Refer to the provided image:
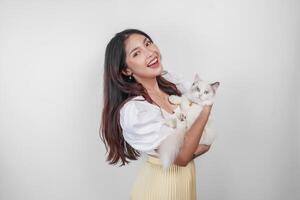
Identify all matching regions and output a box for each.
[158,73,220,170]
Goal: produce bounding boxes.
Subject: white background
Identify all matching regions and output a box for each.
[0,0,299,199]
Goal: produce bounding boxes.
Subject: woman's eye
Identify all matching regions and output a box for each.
[133,51,140,57]
[146,40,152,46]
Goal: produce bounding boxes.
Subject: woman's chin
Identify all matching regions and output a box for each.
[154,65,163,76]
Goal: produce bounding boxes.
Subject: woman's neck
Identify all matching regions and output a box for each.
[141,77,161,94]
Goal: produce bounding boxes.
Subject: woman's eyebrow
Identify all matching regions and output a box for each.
[129,37,148,55]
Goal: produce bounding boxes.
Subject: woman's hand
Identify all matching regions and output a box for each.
[192,144,211,159]
[203,104,213,110]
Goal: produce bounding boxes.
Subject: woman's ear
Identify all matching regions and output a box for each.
[121,67,132,76]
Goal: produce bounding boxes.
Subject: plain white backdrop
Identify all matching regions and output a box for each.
[0,0,299,199]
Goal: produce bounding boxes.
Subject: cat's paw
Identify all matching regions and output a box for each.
[177,113,187,122]
[176,119,188,130]
[169,95,182,105]
[175,111,187,121]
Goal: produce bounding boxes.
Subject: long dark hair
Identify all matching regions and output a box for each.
[100,28,182,166]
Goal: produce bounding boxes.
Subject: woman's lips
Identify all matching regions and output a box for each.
[147,58,160,68]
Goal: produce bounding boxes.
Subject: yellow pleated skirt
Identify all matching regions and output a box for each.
[130,155,197,200]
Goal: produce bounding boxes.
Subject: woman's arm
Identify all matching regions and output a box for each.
[192,144,211,159]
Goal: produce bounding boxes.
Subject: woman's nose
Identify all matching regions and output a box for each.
[145,48,155,58]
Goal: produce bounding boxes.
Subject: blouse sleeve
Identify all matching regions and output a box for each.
[161,70,193,93]
[119,99,175,152]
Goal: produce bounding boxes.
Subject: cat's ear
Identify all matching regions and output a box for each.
[210,81,220,91]
[194,73,202,82]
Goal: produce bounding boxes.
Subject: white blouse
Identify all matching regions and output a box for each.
[119,70,192,157]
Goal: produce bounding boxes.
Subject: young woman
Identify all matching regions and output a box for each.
[100,28,213,200]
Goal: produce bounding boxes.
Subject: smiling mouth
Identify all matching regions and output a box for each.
[147,57,159,68]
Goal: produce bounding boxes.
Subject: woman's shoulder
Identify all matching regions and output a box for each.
[119,96,163,132]
[120,95,146,109]
[120,95,160,115]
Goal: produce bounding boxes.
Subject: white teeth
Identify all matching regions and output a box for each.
[148,58,158,66]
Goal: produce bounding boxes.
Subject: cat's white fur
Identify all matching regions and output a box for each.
[158,73,220,170]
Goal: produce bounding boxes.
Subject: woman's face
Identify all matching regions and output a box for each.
[122,33,163,81]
